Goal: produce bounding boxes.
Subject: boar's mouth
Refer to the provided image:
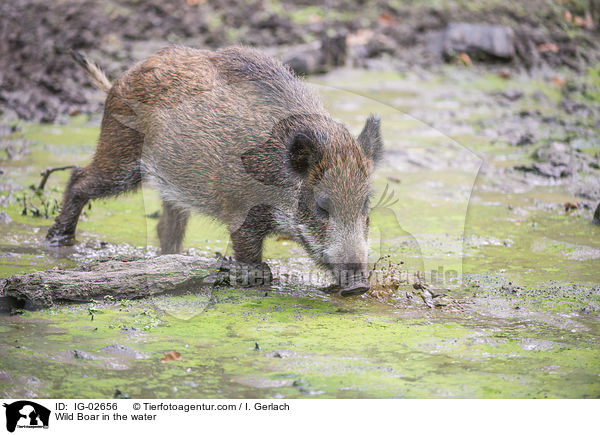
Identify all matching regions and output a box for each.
[296,234,370,297]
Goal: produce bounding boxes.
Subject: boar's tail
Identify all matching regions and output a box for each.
[71,50,112,93]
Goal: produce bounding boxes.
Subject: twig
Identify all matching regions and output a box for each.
[37,165,76,191]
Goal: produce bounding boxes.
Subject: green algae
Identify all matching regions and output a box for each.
[1,289,599,398]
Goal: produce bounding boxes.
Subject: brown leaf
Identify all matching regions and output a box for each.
[498,69,511,79]
[161,351,183,362]
[538,43,558,53]
[306,14,323,25]
[457,52,472,66]
[564,10,573,23]
[377,12,395,26]
[574,15,586,26]
[574,12,595,29]
[346,29,374,47]
[186,0,206,4]
[564,202,578,212]
[552,76,566,87]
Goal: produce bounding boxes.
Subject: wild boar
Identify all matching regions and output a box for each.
[47,46,383,296]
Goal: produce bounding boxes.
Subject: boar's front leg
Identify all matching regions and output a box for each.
[225,205,274,286]
[230,205,275,265]
[157,201,190,254]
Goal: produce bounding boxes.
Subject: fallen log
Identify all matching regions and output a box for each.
[0,254,219,308]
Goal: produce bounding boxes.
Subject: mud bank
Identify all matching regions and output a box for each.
[1,0,599,122]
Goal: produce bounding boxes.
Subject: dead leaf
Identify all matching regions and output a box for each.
[276,235,292,242]
[552,76,566,87]
[377,12,395,26]
[346,29,374,47]
[161,351,183,362]
[498,69,511,79]
[457,52,472,66]
[564,10,573,22]
[564,202,578,212]
[186,0,206,4]
[538,43,558,53]
[515,220,521,226]
[573,12,595,29]
[387,176,402,184]
[306,14,323,25]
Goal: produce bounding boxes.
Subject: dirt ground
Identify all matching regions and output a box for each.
[1,0,599,122]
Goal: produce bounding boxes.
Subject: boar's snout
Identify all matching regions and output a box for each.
[332,262,370,297]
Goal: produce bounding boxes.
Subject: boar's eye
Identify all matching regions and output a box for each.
[314,196,330,219]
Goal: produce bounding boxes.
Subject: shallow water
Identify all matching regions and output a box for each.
[0,67,599,398]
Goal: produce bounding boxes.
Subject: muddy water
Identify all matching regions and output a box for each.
[0,68,599,398]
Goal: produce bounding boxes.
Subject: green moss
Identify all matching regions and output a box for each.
[2,289,599,398]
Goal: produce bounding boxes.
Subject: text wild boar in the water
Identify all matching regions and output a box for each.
[47,46,383,297]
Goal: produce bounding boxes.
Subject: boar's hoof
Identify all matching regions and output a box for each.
[339,283,370,297]
[206,257,273,287]
[46,232,76,247]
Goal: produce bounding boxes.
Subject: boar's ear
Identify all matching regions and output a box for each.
[358,114,383,164]
[288,130,322,177]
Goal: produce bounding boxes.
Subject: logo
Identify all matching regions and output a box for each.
[3,401,50,433]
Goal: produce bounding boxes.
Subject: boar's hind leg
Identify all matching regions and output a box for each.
[46,163,142,246]
[47,96,144,246]
[157,201,190,254]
